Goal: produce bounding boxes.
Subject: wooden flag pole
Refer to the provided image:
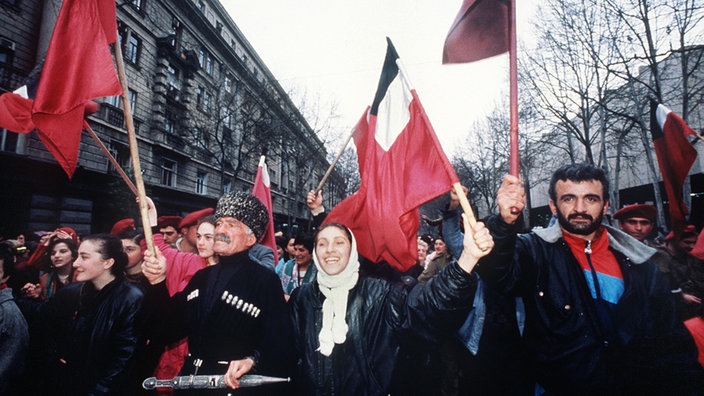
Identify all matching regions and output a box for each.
[508,0,519,177]
[453,183,476,228]
[112,33,155,255]
[315,125,356,193]
[83,121,138,196]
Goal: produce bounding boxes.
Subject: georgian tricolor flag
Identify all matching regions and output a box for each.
[650,101,698,235]
[324,38,459,272]
[252,155,278,266]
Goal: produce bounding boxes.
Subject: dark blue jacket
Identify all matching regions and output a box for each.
[478,215,704,395]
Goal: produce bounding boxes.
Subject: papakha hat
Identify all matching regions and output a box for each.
[214,192,269,240]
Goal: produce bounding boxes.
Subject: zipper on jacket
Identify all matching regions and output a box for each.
[584,240,601,300]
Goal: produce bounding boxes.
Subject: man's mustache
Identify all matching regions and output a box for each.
[214,234,231,243]
[568,213,593,221]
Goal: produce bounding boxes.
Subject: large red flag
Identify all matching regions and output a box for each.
[443,0,510,64]
[650,101,697,235]
[252,155,278,266]
[325,38,460,272]
[0,0,121,177]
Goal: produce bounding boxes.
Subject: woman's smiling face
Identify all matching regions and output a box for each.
[315,226,352,276]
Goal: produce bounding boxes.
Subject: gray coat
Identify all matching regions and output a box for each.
[0,287,29,395]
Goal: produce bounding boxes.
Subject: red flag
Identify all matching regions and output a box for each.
[252,156,278,266]
[0,0,122,177]
[650,101,697,234]
[443,0,510,64]
[325,38,460,272]
[0,92,35,133]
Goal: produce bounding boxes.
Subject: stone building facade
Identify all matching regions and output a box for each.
[0,0,346,237]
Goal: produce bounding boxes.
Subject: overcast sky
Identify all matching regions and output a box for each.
[220,0,539,155]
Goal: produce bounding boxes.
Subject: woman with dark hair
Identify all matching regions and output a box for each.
[289,217,493,395]
[19,234,144,395]
[21,238,77,301]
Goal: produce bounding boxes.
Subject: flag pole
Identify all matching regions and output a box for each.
[453,183,477,228]
[315,125,356,193]
[508,0,519,177]
[112,33,155,255]
[83,121,138,196]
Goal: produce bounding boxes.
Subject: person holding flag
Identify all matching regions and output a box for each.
[479,163,704,394]
[289,216,492,394]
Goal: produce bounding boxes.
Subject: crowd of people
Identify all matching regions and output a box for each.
[1,162,703,395]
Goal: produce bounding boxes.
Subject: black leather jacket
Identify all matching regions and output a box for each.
[478,215,704,395]
[289,261,477,396]
[25,278,143,395]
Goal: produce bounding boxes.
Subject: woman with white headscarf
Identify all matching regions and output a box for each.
[289,214,494,395]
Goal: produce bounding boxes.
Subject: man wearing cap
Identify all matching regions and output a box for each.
[177,208,213,253]
[143,192,293,393]
[158,215,182,248]
[612,204,679,292]
[612,204,658,244]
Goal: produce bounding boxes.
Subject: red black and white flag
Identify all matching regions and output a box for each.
[252,155,278,267]
[650,100,698,235]
[325,38,459,272]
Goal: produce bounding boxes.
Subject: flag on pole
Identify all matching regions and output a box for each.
[442,0,510,64]
[0,0,121,177]
[252,155,278,266]
[650,100,698,235]
[325,38,460,272]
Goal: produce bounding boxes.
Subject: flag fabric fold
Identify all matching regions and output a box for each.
[0,0,121,177]
[325,38,459,272]
[252,156,278,267]
[443,0,510,64]
[649,101,697,235]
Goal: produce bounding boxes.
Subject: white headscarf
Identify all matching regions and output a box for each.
[312,225,360,356]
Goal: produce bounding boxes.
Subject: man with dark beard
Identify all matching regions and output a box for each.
[477,163,704,395]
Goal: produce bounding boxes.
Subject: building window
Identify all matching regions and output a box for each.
[130,0,144,12]
[196,172,208,195]
[198,48,214,75]
[224,75,232,93]
[104,90,136,114]
[204,92,211,112]
[196,86,211,112]
[196,1,205,12]
[161,159,176,186]
[106,140,130,173]
[223,180,233,194]
[125,34,142,65]
[1,129,19,152]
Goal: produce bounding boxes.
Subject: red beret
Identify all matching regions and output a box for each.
[56,227,79,244]
[110,218,135,237]
[157,215,182,230]
[613,204,656,222]
[179,208,213,229]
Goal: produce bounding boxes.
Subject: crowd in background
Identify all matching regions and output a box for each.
[1,164,704,395]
